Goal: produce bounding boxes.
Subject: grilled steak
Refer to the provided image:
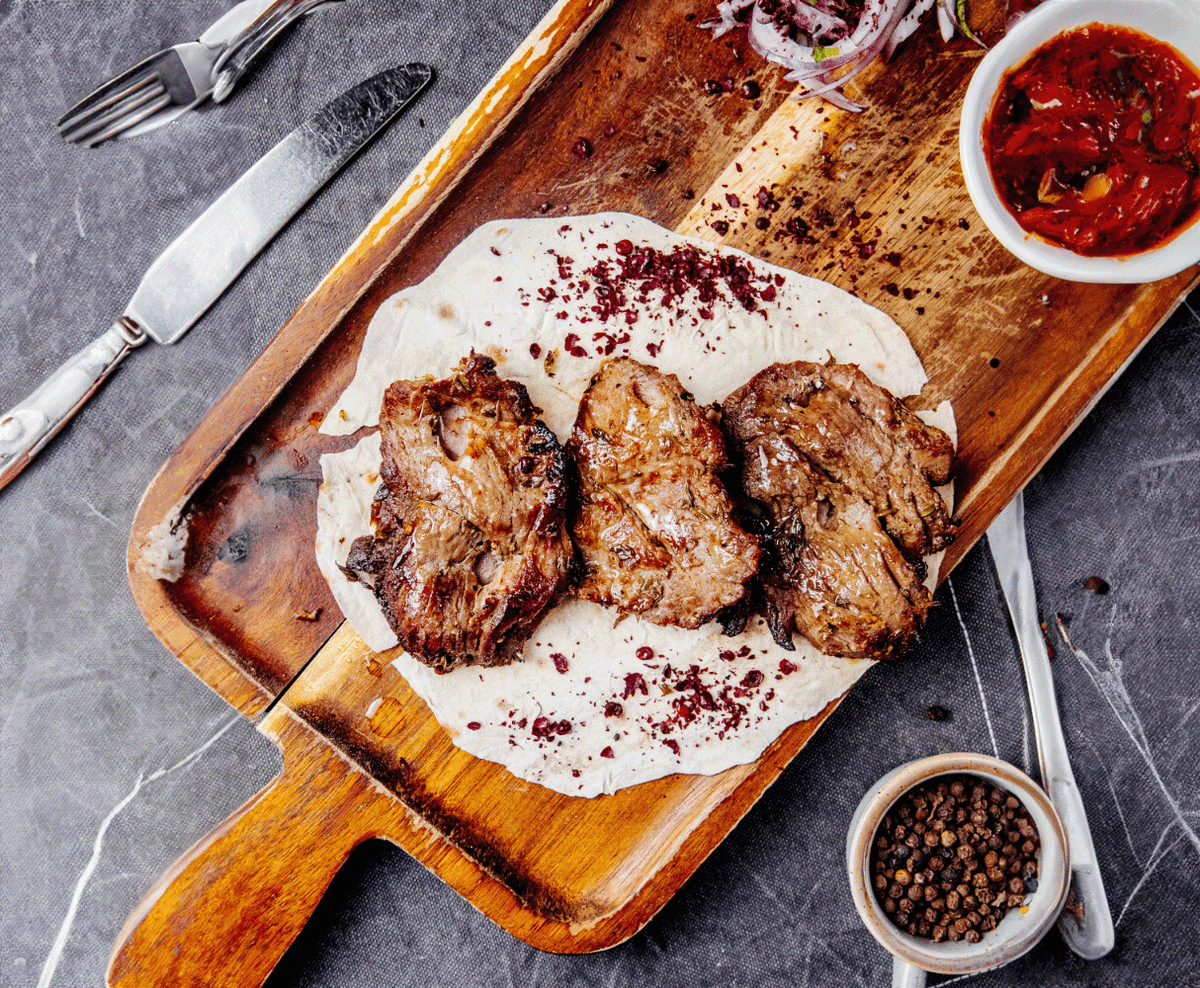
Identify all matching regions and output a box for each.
[341,355,574,672]
[568,357,760,629]
[723,360,956,658]
[727,361,955,559]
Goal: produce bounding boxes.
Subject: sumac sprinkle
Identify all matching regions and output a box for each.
[622,672,649,698]
[726,192,741,208]
[712,220,730,236]
[740,669,765,689]
[467,721,482,730]
[779,658,797,675]
[550,652,569,674]
[636,646,655,661]
[604,701,624,718]
[572,137,593,158]
[529,343,541,359]
[601,746,615,758]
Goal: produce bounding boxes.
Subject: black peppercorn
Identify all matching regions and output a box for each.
[870,774,1041,945]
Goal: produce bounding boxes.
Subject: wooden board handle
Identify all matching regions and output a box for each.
[107,711,381,988]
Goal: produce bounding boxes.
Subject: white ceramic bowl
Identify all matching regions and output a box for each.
[845,753,1069,978]
[959,0,1200,283]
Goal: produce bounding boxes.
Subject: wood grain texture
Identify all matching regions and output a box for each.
[121,0,1200,975]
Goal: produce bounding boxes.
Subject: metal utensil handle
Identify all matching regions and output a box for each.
[995,493,1115,959]
[0,319,146,491]
[210,0,340,102]
[892,956,927,988]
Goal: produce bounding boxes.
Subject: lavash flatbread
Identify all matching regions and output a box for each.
[315,213,954,798]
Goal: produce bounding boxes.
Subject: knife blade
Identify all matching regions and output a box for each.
[987,491,1115,959]
[0,63,432,491]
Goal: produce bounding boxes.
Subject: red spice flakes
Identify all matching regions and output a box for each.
[739,79,760,99]
[564,333,588,358]
[636,646,655,661]
[883,282,900,296]
[779,658,797,675]
[601,746,615,758]
[532,716,572,738]
[712,220,730,236]
[490,246,501,256]
[783,216,814,245]
[529,342,541,359]
[725,192,741,209]
[614,239,634,256]
[622,673,649,698]
[467,721,482,730]
[646,341,662,357]
[756,187,780,212]
[604,701,624,718]
[572,137,593,158]
[740,669,765,689]
[720,650,737,662]
[550,652,569,674]
[663,739,681,755]
[603,123,616,137]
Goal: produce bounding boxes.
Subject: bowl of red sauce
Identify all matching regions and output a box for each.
[960,0,1200,283]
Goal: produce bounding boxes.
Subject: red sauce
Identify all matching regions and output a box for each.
[983,24,1200,256]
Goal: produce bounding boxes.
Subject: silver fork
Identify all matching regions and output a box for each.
[57,0,338,147]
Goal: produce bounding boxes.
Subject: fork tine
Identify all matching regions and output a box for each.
[58,72,163,138]
[58,77,168,144]
[80,91,173,147]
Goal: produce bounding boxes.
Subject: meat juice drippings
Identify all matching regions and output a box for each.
[983,24,1200,257]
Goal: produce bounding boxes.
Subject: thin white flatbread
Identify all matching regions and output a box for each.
[315,213,955,798]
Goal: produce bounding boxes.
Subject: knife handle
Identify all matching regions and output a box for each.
[211,0,342,103]
[0,319,147,491]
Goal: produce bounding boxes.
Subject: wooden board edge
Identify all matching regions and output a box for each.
[123,0,620,712]
[938,266,1200,574]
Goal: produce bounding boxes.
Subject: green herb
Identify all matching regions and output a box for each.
[1142,109,1153,124]
[812,45,839,63]
[957,0,975,40]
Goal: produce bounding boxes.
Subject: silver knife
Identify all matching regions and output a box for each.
[0,63,432,490]
[988,491,1115,959]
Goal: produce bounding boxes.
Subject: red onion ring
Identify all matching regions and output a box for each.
[701,0,980,110]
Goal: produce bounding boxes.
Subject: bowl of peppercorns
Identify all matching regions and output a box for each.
[846,753,1069,981]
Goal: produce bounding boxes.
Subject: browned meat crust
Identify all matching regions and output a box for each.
[723,360,956,659]
[341,355,574,672]
[567,357,760,629]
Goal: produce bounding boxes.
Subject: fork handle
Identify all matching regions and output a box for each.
[211,0,342,102]
[0,319,147,491]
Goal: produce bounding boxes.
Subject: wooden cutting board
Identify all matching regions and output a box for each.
[110,0,1199,984]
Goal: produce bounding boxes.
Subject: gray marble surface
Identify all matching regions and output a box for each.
[1,2,1198,986]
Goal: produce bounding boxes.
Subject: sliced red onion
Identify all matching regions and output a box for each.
[702,0,979,110]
